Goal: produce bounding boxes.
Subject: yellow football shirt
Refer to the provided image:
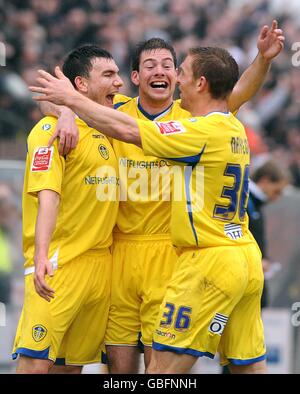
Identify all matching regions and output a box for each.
[23,116,119,268]
[139,112,255,248]
[113,96,190,234]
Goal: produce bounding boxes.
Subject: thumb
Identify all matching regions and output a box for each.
[55,66,66,80]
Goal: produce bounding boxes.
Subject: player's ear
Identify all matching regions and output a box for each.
[74,76,88,93]
[131,71,140,87]
[197,76,207,92]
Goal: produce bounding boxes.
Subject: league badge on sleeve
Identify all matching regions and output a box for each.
[155,121,186,136]
[31,146,54,172]
[42,124,52,131]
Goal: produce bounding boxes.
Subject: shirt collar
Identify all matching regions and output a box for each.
[249,179,268,202]
[137,97,174,121]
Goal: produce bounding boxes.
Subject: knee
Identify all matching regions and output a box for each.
[146,358,160,374]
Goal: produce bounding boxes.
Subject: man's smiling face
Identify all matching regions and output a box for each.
[132,48,177,106]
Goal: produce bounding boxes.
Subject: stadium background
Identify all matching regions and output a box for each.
[0,0,300,373]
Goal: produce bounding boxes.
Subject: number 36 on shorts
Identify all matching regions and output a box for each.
[159,302,192,331]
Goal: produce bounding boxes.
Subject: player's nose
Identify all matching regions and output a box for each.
[154,64,165,75]
[114,75,123,87]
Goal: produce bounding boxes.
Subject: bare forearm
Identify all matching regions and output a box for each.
[228,53,270,112]
[35,190,60,258]
[67,92,141,146]
[39,101,74,119]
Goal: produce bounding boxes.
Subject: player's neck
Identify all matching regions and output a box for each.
[191,97,229,117]
[138,96,173,116]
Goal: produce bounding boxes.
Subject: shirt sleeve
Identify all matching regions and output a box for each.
[138,118,210,165]
[26,119,65,196]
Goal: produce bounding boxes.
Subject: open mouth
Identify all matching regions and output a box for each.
[106,94,115,105]
[150,82,168,89]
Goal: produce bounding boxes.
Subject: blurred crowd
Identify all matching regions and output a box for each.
[1,0,300,185]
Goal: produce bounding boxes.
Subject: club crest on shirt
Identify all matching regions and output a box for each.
[155,121,186,135]
[31,146,54,172]
[32,325,48,342]
[98,144,109,160]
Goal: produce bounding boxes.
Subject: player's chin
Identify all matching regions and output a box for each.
[149,89,171,101]
[179,99,188,110]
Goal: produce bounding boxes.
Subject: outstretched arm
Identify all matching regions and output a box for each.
[30,67,141,145]
[228,20,285,113]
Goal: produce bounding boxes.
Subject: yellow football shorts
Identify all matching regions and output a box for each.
[152,243,266,366]
[105,233,177,347]
[12,249,112,365]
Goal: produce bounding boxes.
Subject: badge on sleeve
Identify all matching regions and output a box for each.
[155,121,186,135]
[31,146,54,172]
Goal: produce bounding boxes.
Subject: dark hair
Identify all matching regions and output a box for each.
[131,38,177,72]
[252,160,288,183]
[187,47,239,99]
[63,44,113,88]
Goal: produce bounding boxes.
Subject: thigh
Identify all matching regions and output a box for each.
[140,239,177,346]
[152,247,249,360]
[57,251,112,365]
[106,345,141,374]
[12,266,72,362]
[219,243,266,366]
[105,239,142,346]
[13,251,110,364]
[147,348,197,374]
[16,355,53,374]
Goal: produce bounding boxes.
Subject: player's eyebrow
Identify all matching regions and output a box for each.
[143,57,174,64]
[101,67,119,75]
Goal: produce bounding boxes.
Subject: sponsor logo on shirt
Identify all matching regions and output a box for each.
[119,157,170,168]
[98,144,109,160]
[224,223,243,240]
[155,121,186,135]
[92,134,105,139]
[209,313,228,335]
[85,176,119,186]
[32,325,48,342]
[31,146,54,172]
[155,329,176,340]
